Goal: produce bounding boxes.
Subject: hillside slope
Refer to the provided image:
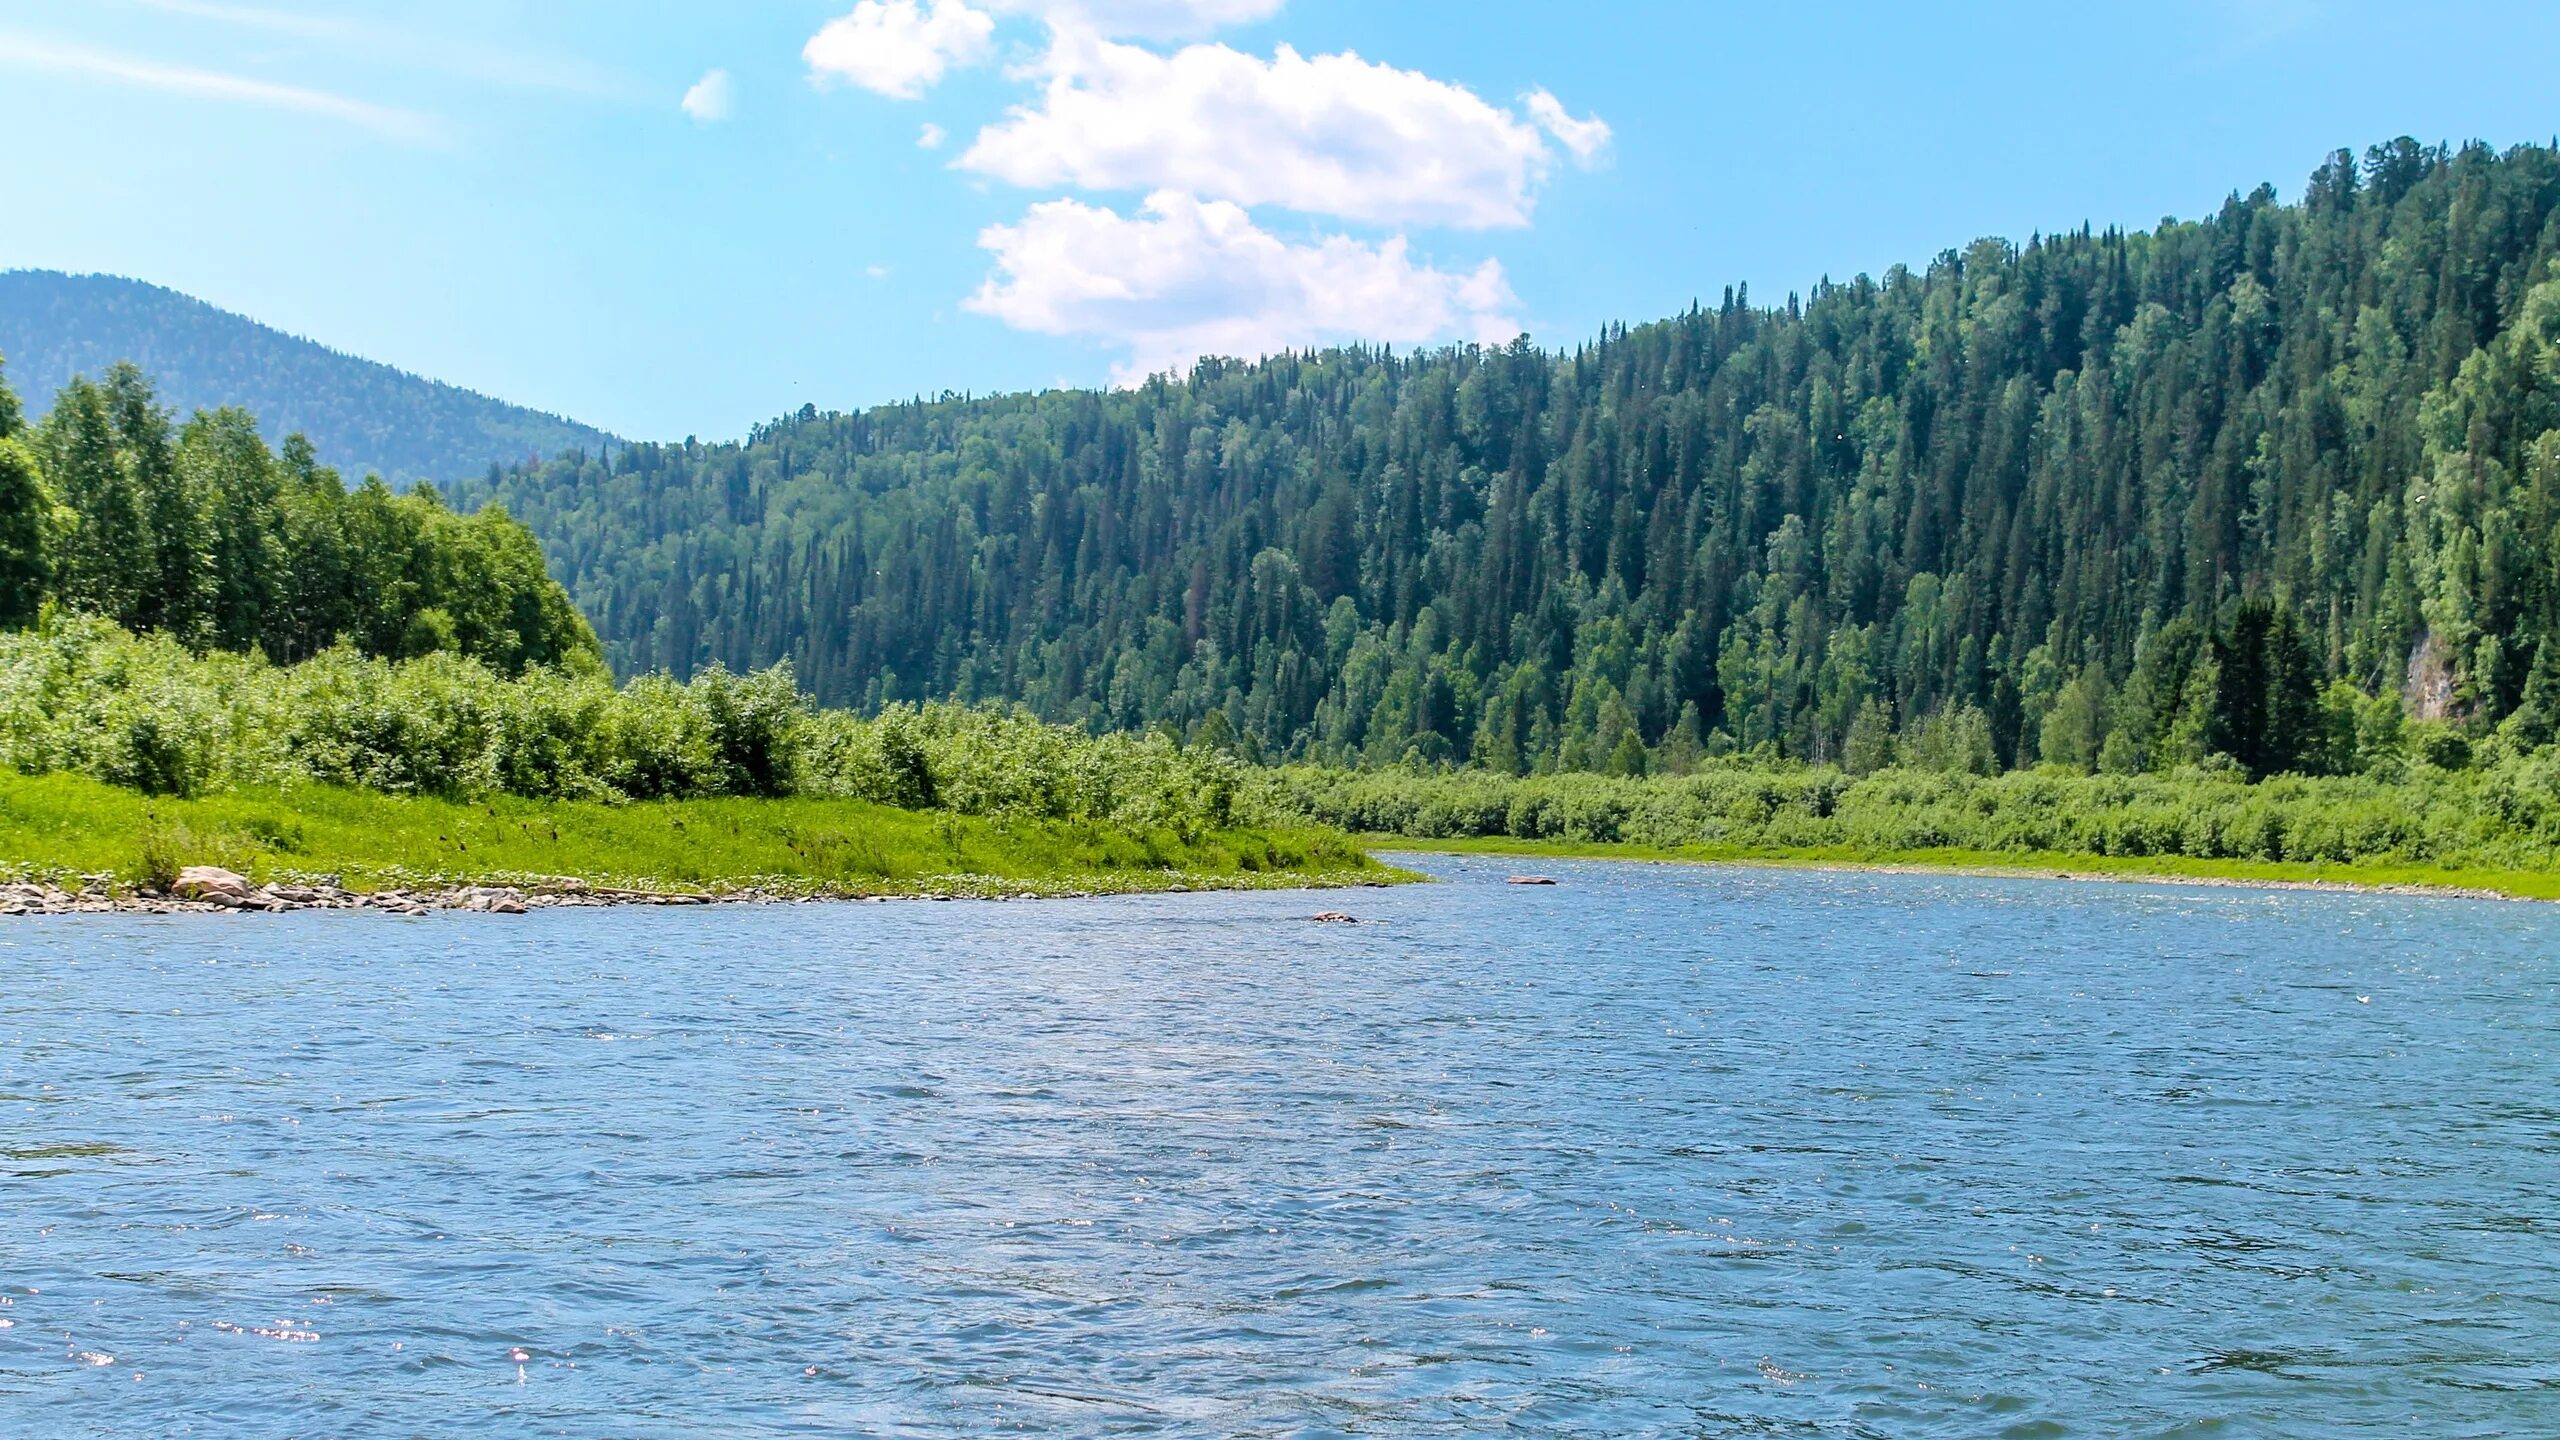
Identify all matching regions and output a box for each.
[455,138,2560,775]
[0,271,615,484]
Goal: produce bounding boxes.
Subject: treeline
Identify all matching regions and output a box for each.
[458,137,2560,779]
[0,615,1249,839]
[0,357,594,672]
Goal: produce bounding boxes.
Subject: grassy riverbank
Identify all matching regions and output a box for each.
[1369,834,2560,901]
[0,771,1396,898]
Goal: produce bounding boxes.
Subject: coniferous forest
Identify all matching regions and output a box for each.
[450,138,2560,779]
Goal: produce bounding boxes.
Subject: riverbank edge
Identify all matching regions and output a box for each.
[0,772,1421,915]
[0,863,1419,918]
[1363,835,2560,902]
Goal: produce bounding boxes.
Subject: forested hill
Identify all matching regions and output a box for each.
[0,271,615,485]
[455,138,2560,775]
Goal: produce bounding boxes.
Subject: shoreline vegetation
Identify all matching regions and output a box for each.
[1277,764,2560,902]
[0,772,1396,912]
[1369,836,2557,903]
[0,617,1399,907]
[2,616,2555,908]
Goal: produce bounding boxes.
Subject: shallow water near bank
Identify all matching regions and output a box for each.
[1,856,2554,1437]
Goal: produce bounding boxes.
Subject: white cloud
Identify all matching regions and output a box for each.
[1523,88,1609,167]
[958,33,1574,228]
[681,68,733,123]
[967,190,1519,383]
[0,30,439,141]
[918,121,947,148]
[131,0,619,97]
[987,0,1286,39]
[867,264,894,279]
[804,0,995,100]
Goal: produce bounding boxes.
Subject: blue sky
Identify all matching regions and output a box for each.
[3,1,2557,442]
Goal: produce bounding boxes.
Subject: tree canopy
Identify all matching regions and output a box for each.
[0,355,597,674]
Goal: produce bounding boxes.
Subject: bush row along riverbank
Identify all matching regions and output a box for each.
[1269,762,2560,899]
[0,771,1392,903]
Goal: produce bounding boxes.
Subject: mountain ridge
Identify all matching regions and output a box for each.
[0,270,616,485]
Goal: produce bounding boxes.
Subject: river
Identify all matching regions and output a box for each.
[2,855,2553,1436]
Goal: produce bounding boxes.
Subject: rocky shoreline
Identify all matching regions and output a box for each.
[0,875,763,917]
[0,863,1397,917]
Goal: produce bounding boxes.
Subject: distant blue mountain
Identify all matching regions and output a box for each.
[0,270,617,484]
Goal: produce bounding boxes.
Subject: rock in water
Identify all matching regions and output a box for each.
[1311,911,1359,923]
[1506,875,1557,886]
[172,866,251,901]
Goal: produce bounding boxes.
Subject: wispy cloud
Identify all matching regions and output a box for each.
[129,0,621,98]
[0,31,441,141]
[2202,0,2320,64]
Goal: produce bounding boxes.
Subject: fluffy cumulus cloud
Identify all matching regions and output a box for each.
[959,33,1561,229]
[967,190,1519,382]
[681,68,733,123]
[796,0,1604,383]
[986,0,1286,39]
[804,0,995,100]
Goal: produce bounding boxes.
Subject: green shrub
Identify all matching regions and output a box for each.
[1262,749,2560,872]
[0,616,1260,835]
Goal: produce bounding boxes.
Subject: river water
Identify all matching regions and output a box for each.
[1,856,2553,1437]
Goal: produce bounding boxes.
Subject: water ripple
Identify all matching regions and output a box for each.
[0,857,2553,1436]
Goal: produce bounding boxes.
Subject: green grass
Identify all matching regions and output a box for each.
[1366,834,2560,901]
[0,771,1403,897]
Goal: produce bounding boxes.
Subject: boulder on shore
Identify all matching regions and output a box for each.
[172,866,251,901]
